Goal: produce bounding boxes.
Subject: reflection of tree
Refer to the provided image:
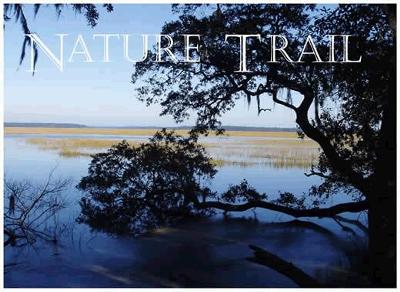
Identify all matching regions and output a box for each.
[4,174,69,247]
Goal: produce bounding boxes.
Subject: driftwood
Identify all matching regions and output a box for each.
[247,244,320,288]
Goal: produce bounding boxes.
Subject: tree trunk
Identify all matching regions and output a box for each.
[367,184,396,287]
[368,35,396,286]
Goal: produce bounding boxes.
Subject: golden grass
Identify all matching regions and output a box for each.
[27,137,141,150]
[27,138,141,158]
[222,130,300,138]
[213,158,316,169]
[209,145,319,170]
[21,131,319,169]
[239,138,318,147]
[6,127,187,136]
[59,149,92,158]
[5,127,300,138]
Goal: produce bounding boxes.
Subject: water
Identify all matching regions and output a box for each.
[4,135,368,287]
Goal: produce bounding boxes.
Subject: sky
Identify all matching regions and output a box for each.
[4,4,297,127]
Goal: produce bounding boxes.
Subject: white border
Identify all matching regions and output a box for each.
[0,1,398,291]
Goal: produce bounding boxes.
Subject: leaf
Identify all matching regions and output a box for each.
[19,37,29,66]
[33,4,41,17]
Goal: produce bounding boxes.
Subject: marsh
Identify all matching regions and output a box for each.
[4,127,368,288]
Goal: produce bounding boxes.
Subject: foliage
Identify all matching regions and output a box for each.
[131,4,395,202]
[77,130,364,236]
[77,129,217,234]
[272,192,306,209]
[221,180,267,203]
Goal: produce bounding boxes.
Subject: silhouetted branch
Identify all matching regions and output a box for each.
[294,92,368,194]
[196,200,367,218]
[272,90,298,111]
[247,244,320,287]
[333,217,357,236]
[334,215,368,235]
[304,169,330,179]
[4,174,69,247]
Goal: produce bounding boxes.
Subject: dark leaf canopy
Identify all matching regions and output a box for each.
[132,4,395,199]
[77,129,216,234]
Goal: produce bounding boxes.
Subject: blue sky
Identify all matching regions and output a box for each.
[4,4,297,127]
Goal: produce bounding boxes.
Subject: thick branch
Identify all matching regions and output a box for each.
[272,91,297,111]
[259,74,367,194]
[247,244,320,288]
[289,91,367,194]
[196,200,367,218]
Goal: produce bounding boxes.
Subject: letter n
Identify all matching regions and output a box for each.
[26,33,67,73]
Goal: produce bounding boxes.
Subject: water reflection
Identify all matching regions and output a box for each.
[4,135,368,287]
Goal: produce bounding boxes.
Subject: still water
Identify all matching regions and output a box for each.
[4,135,368,287]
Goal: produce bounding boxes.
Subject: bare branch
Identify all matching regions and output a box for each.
[4,175,69,247]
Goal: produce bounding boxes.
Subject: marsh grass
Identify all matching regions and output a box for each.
[6,127,299,138]
[241,138,317,147]
[27,137,141,149]
[59,149,92,158]
[7,127,182,136]
[25,133,320,169]
[27,138,141,158]
[209,145,319,169]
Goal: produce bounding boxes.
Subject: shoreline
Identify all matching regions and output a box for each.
[4,127,305,139]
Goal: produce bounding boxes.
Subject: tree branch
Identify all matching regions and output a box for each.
[272,90,297,111]
[247,244,321,287]
[196,199,367,218]
[334,214,368,235]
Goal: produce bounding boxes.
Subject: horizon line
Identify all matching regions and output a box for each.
[4,121,298,130]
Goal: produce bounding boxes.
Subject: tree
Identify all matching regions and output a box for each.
[79,129,369,232]
[130,4,396,286]
[77,130,217,234]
